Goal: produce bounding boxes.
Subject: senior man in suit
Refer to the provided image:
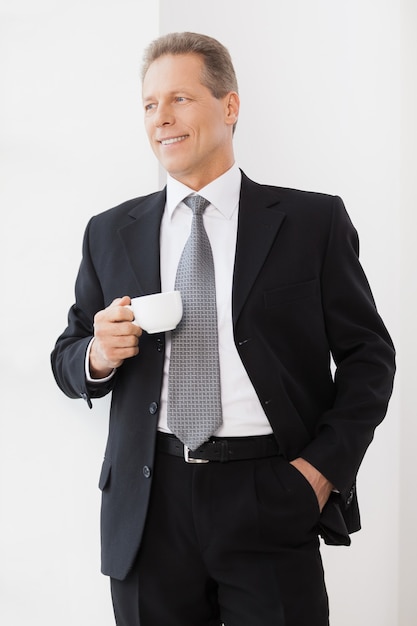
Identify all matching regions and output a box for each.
[51,32,395,626]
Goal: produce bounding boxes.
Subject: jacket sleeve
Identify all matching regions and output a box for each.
[51,217,116,406]
[300,196,395,501]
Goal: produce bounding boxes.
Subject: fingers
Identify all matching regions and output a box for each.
[102,296,133,321]
[89,297,143,376]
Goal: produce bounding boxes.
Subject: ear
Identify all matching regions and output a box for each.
[224,91,240,127]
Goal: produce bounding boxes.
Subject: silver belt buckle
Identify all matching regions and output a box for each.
[184,445,210,464]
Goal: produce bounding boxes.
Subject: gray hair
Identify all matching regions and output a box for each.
[141,31,239,99]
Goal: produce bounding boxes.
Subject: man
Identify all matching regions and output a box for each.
[51,32,395,626]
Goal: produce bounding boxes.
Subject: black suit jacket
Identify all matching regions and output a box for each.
[51,172,395,580]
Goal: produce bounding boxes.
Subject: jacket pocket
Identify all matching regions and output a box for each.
[98,457,112,491]
[264,279,319,308]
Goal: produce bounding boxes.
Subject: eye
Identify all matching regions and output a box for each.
[175,96,188,103]
[144,102,156,113]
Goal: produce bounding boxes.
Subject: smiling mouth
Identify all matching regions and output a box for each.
[160,135,188,146]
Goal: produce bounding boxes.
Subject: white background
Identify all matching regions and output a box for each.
[1,1,415,624]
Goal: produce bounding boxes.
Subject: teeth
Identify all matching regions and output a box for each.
[161,135,187,145]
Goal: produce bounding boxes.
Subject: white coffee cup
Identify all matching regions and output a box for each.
[127,291,183,334]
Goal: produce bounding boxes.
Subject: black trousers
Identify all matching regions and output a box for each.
[110,450,329,626]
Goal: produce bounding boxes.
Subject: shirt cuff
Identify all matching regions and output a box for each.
[85,338,116,383]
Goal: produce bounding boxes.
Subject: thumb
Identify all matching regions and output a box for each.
[110,295,131,307]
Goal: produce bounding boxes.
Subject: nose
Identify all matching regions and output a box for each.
[153,103,174,127]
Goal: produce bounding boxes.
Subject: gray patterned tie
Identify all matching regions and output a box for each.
[167,195,223,450]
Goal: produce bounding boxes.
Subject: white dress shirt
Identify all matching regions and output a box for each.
[158,164,272,437]
[86,164,272,436]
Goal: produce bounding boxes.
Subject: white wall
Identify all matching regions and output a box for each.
[1,1,414,624]
[0,2,158,625]
[399,1,417,624]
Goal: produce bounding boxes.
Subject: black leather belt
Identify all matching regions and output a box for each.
[156,432,279,463]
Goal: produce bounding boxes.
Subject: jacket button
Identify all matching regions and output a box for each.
[143,466,151,479]
[156,338,164,353]
[149,401,158,415]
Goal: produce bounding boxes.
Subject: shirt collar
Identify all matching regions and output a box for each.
[166,163,241,220]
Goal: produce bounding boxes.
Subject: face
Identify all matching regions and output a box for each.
[142,53,239,190]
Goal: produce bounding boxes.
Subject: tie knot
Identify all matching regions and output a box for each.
[183,195,210,216]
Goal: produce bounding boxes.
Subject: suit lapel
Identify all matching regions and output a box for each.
[232,173,286,323]
[116,176,285,316]
[118,189,166,296]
